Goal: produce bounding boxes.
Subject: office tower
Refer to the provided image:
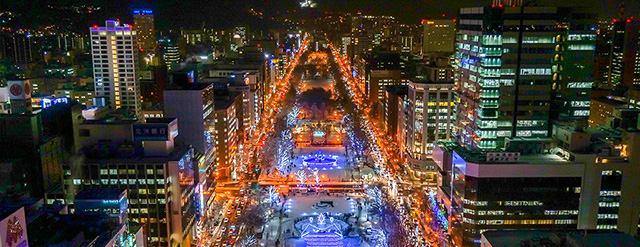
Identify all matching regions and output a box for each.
[607,19,640,88]
[69,117,197,246]
[0,31,44,66]
[207,65,263,130]
[383,85,407,139]
[366,52,404,105]
[0,80,80,200]
[90,20,142,118]
[132,10,157,54]
[163,79,216,165]
[404,79,455,183]
[422,20,455,53]
[587,97,640,129]
[433,125,640,246]
[159,36,179,70]
[456,6,594,150]
[481,230,640,247]
[213,92,241,179]
[553,12,597,121]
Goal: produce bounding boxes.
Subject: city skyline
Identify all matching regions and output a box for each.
[1,1,640,247]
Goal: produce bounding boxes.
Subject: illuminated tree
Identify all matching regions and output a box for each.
[294,169,309,186]
[239,235,257,247]
[266,186,279,206]
[312,170,320,186]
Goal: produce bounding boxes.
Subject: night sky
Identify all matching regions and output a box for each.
[2,0,639,30]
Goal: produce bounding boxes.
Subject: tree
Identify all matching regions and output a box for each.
[236,204,267,235]
[312,170,320,186]
[266,186,280,206]
[294,169,309,186]
[239,235,257,247]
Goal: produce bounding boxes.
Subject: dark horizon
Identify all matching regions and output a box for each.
[1,0,638,31]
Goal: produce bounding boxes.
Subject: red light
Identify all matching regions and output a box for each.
[129,25,133,29]
[93,25,98,28]
[499,4,503,7]
[453,19,456,22]
[117,18,120,21]
[492,4,495,7]
[140,48,144,51]
[257,44,261,47]
[628,19,631,23]
[512,5,516,7]
[442,14,445,17]
[613,19,617,22]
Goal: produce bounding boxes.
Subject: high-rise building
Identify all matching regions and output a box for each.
[552,12,597,122]
[433,125,640,247]
[422,20,455,53]
[163,79,216,165]
[366,52,404,105]
[606,19,640,88]
[159,36,179,70]
[0,31,43,66]
[456,6,594,150]
[133,10,157,55]
[90,20,142,118]
[383,85,407,139]
[213,92,241,179]
[404,79,455,183]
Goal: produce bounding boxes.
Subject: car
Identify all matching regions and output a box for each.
[223,218,229,223]
[216,237,222,242]
[221,226,227,231]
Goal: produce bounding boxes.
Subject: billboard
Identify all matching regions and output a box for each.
[133,120,178,141]
[0,207,28,247]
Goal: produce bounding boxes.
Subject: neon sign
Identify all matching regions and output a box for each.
[133,10,153,14]
[42,97,69,109]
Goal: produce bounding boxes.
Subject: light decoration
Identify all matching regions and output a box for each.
[429,190,449,231]
[370,228,388,247]
[312,170,320,186]
[267,186,279,205]
[295,213,348,247]
[294,169,309,186]
[287,106,301,126]
[239,235,257,247]
[313,131,326,137]
[302,151,339,170]
[277,130,295,173]
[366,187,383,214]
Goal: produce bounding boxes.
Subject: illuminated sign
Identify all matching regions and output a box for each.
[133,10,153,14]
[41,97,69,109]
[133,120,178,141]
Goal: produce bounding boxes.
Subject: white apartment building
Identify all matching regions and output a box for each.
[90,20,141,118]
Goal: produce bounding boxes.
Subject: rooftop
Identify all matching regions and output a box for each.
[592,97,628,108]
[214,92,240,110]
[385,85,408,95]
[410,78,454,85]
[483,230,640,247]
[165,82,213,91]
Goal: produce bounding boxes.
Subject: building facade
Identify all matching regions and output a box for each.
[456,6,594,150]
[90,20,141,118]
[422,20,456,53]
